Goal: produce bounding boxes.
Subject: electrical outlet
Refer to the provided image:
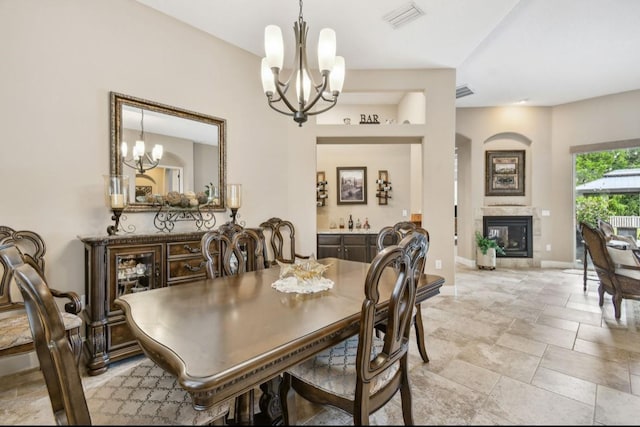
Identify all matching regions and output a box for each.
[546,244,551,251]
[435,260,442,269]
[402,209,408,217]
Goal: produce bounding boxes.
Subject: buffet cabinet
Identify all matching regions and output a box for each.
[317,232,381,263]
[79,231,208,375]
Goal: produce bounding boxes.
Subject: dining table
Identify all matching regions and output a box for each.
[115,257,444,425]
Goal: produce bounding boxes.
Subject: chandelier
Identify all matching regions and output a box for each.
[120,109,163,174]
[260,0,345,126]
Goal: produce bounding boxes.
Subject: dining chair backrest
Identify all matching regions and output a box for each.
[259,217,309,265]
[376,221,430,277]
[581,222,616,274]
[224,228,265,275]
[201,230,232,279]
[0,226,46,308]
[376,220,424,249]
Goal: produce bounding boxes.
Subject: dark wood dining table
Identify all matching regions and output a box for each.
[115,257,444,424]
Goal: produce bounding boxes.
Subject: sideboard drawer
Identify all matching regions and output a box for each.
[167,240,202,257]
[167,257,207,283]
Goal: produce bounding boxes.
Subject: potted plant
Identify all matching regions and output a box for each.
[475,231,506,270]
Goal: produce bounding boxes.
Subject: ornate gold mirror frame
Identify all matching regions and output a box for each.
[110,92,227,212]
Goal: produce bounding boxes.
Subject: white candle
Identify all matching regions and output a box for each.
[227,184,242,208]
[111,194,125,208]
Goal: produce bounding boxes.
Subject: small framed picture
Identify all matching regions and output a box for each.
[337,166,367,205]
[485,150,525,196]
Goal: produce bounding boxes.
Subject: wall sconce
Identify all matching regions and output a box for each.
[316,171,328,207]
[226,184,242,224]
[104,175,130,235]
[376,170,392,205]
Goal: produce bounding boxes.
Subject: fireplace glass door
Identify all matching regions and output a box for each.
[483,216,533,258]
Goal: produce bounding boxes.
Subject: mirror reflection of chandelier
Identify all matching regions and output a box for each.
[260,0,345,126]
[120,108,163,174]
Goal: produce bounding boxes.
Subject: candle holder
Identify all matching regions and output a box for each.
[104,175,130,235]
[226,184,242,224]
[107,208,125,236]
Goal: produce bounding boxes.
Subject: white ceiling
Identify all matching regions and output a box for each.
[135,0,640,108]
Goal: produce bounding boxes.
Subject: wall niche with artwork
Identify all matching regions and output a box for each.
[316,142,420,231]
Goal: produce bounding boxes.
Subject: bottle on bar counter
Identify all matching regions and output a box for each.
[348,214,354,231]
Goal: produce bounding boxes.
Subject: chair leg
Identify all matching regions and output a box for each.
[413,303,429,363]
[598,284,605,307]
[279,372,296,426]
[613,294,622,319]
[400,357,414,425]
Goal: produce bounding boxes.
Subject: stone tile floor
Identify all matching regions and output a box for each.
[3,264,640,425]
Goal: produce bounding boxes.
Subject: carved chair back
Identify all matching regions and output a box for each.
[202,224,266,278]
[375,221,422,252]
[259,217,308,265]
[200,230,232,280]
[0,226,46,310]
[224,228,265,275]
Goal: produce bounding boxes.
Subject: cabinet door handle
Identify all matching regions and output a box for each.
[184,261,206,272]
[183,244,200,254]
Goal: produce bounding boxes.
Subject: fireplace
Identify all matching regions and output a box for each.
[483,216,533,258]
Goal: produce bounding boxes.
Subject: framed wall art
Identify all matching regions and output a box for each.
[485,150,525,196]
[337,166,367,205]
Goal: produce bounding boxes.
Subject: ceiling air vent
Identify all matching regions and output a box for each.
[383,2,425,29]
[456,85,474,99]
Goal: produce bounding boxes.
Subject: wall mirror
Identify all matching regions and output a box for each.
[110,92,226,212]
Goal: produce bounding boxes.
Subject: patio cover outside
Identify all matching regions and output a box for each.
[576,168,640,232]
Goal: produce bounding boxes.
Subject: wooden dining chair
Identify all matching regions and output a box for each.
[279,231,429,425]
[0,242,230,426]
[0,226,83,364]
[376,221,431,362]
[217,227,266,424]
[259,217,310,266]
[201,229,232,279]
[580,222,640,319]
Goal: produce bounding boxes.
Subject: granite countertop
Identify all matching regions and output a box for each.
[317,229,379,235]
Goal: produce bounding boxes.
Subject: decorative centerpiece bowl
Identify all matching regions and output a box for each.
[273,258,333,293]
[277,258,330,281]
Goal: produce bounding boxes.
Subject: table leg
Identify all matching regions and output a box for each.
[583,245,588,292]
[230,390,254,425]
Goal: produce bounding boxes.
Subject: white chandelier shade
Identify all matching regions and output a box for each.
[260,0,345,126]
